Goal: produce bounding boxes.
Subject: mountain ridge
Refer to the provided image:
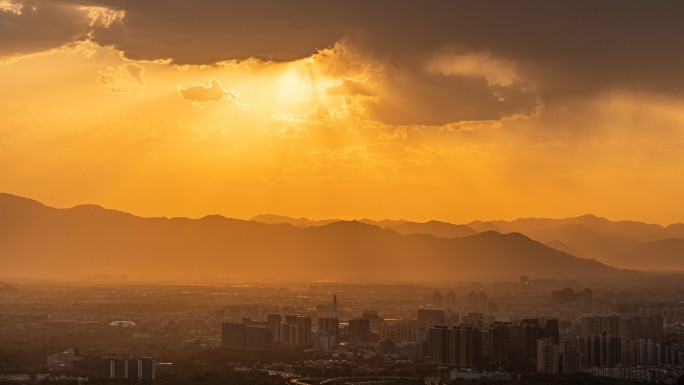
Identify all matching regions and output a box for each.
[0,193,627,282]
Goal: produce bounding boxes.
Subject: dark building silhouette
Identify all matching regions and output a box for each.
[222,322,273,350]
[318,317,340,339]
[584,334,621,367]
[581,316,663,342]
[222,322,247,349]
[489,322,510,362]
[362,310,379,320]
[267,313,282,341]
[428,325,481,368]
[546,319,560,345]
[521,319,541,360]
[348,318,371,343]
[417,308,445,327]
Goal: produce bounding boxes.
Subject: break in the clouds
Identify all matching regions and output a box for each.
[97,63,145,94]
[178,78,239,104]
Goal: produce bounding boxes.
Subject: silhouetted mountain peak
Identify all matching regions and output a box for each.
[319,220,384,232]
[0,192,47,209]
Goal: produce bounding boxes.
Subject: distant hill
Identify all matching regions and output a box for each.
[464,215,684,269]
[611,238,684,271]
[251,214,407,229]
[357,218,408,228]
[545,239,582,257]
[523,223,628,260]
[388,221,476,238]
[0,193,624,282]
[251,214,337,227]
[0,284,21,296]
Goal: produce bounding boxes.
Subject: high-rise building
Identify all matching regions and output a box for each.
[477,292,488,312]
[428,325,449,365]
[348,318,371,343]
[222,322,247,349]
[579,288,593,312]
[489,322,510,362]
[222,322,273,350]
[395,320,418,342]
[582,316,663,342]
[313,330,336,352]
[282,315,312,346]
[433,291,443,307]
[316,317,339,351]
[521,320,541,360]
[318,317,340,339]
[561,344,581,375]
[245,325,273,350]
[584,334,622,368]
[545,319,560,345]
[362,310,379,320]
[457,325,481,368]
[222,304,262,323]
[446,291,456,307]
[537,339,560,374]
[505,323,521,358]
[333,294,338,318]
[428,325,480,368]
[561,288,575,305]
[100,357,155,380]
[267,314,282,342]
[417,309,445,327]
[468,291,477,311]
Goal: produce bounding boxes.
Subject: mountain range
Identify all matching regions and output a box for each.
[0,193,634,282]
[251,213,684,271]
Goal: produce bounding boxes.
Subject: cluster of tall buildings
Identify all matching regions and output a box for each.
[267,314,313,346]
[221,322,273,350]
[428,325,481,368]
[550,288,594,312]
[100,356,155,381]
[223,314,344,351]
[431,290,494,313]
[424,314,679,375]
[215,291,684,381]
[582,332,684,368]
[580,316,663,342]
[467,291,490,313]
[432,290,458,307]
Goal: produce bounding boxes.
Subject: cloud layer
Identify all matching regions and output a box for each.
[178,78,239,104]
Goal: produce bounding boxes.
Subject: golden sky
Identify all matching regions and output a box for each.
[2,0,684,224]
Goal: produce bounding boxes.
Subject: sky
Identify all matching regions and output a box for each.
[1,0,684,224]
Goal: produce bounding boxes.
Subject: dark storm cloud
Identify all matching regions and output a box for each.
[0,0,91,58]
[7,0,684,124]
[76,1,684,95]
